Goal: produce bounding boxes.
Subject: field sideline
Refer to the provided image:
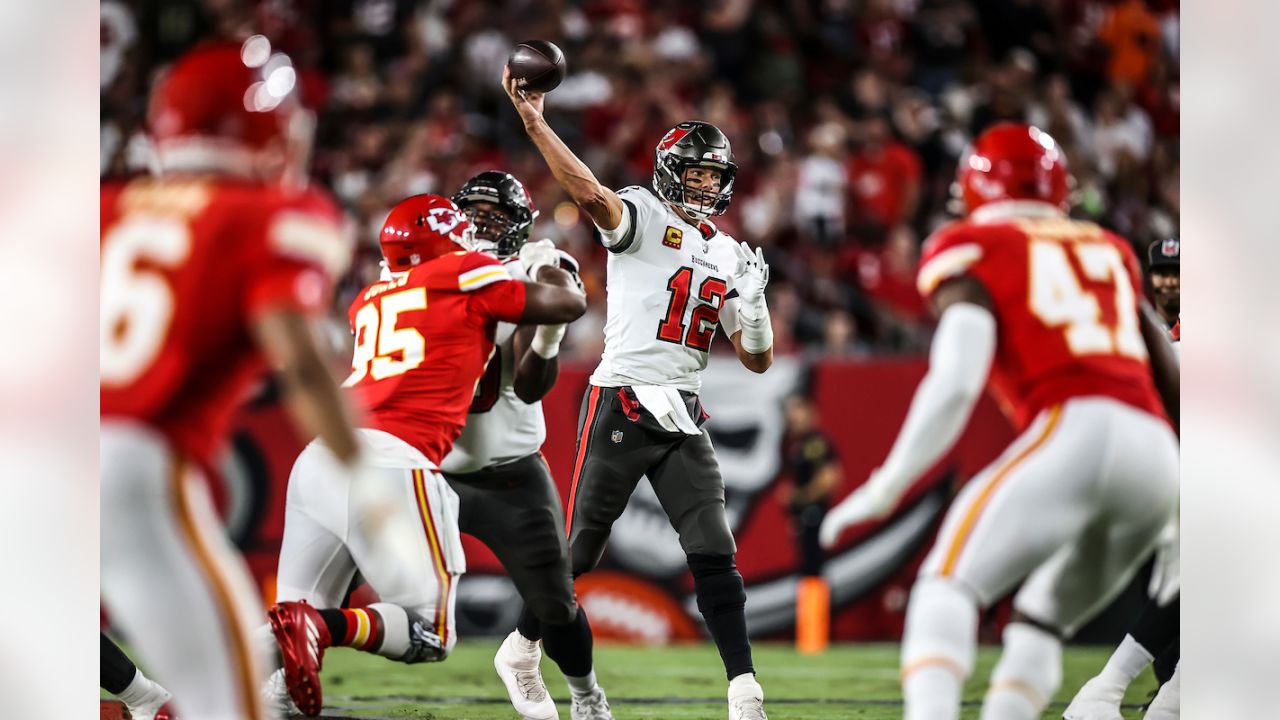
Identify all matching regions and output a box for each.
[167,640,1156,719]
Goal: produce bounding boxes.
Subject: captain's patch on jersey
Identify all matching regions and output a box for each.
[663,226,683,249]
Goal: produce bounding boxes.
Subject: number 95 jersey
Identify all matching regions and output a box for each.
[590,186,744,393]
[343,251,527,466]
[917,204,1166,431]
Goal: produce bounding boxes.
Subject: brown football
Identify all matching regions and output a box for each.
[506,40,567,94]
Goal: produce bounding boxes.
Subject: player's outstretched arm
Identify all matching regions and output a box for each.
[820,277,996,548]
[1139,299,1180,432]
[502,66,625,231]
[250,306,362,464]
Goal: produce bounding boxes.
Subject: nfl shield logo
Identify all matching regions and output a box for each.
[1161,238,1179,257]
[611,430,624,444]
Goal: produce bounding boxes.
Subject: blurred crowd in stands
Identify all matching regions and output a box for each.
[102,0,1179,360]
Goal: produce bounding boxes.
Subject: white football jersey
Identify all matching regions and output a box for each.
[440,259,546,474]
[590,186,743,393]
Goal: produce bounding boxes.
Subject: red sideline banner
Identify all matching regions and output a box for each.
[220,356,1026,642]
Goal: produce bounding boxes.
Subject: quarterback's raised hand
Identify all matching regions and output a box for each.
[818,468,901,549]
[502,65,545,128]
[732,241,770,307]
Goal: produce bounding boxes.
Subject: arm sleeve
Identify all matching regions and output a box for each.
[243,204,352,319]
[869,302,996,496]
[594,188,643,254]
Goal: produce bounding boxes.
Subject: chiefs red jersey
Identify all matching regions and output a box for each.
[342,251,527,465]
[101,176,350,466]
[917,206,1165,430]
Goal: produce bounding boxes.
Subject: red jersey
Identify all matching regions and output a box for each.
[342,251,527,465]
[101,176,350,466]
[847,141,922,228]
[917,207,1165,430]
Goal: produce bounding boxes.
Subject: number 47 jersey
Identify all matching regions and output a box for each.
[917,204,1166,431]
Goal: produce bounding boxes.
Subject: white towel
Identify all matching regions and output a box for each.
[631,385,701,436]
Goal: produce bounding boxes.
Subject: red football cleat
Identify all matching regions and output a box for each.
[153,702,179,720]
[268,601,332,717]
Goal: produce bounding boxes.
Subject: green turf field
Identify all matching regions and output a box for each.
[303,641,1157,719]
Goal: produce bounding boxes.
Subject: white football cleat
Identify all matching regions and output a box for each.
[1143,664,1180,720]
[1063,675,1126,720]
[571,686,614,720]
[493,630,558,720]
[263,667,303,716]
[728,674,767,720]
[121,676,171,720]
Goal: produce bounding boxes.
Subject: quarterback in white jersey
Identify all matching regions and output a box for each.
[438,170,612,720]
[506,65,774,720]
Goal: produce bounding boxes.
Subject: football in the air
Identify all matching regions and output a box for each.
[507,40,567,93]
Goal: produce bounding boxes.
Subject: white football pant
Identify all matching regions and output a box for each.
[903,397,1179,719]
[101,420,274,720]
[274,434,463,655]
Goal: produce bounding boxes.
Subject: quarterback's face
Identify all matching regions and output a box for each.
[682,166,723,192]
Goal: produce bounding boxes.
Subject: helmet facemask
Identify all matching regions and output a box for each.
[459,201,528,259]
[652,121,737,221]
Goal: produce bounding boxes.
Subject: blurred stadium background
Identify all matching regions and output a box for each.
[101,0,1177,714]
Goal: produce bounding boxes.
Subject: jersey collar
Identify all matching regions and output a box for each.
[970,200,1065,224]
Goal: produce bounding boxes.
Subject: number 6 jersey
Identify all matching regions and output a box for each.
[100,177,350,468]
[917,202,1166,431]
[590,185,744,393]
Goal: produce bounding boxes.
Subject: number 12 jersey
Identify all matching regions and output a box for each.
[590,186,744,393]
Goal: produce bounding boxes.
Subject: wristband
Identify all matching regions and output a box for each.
[531,323,566,359]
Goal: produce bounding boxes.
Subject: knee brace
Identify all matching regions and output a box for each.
[688,553,746,618]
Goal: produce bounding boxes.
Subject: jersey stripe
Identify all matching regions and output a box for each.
[412,469,452,647]
[458,266,511,291]
[917,243,983,296]
[939,404,1063,577]
[270,211,351,277]
[565,385,603,538]
[170,458,265,720]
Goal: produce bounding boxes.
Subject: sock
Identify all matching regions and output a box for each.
[981,622,1063,720]
[901,577,978,720]
[517,603,545,642]
[1143,663,1179,720]
[565,670,598,699]
[1130,596,1179,665]
[320,606,387,653]
[1100,634,1156,688]
[1153,636,1179,685]
[118,670,164,707]
[100,633,137,695]
[542,607,595,678]
[688,553,754,680]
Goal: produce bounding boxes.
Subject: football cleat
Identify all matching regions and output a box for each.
[263,667,303,717]
[571,687,614,720]
[727,675,768,720]
[1062,675,1126,720]
[268,600,332,717]
[493,630,557,720]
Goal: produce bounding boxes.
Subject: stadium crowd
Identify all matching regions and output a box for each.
[101,0,1179,360]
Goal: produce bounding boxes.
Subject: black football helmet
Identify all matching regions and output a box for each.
[451,170,537,259]
[652,121,737,220]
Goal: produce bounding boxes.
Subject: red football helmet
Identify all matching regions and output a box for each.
[957,123,1071,214]
[148,37,310,179]
[380,195,475,272]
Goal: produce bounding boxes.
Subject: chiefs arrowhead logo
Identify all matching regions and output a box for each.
[658,127,692,152]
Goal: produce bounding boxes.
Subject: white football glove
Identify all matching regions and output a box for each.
[519,238,560,280]
[818,468,901,549]
[731,241,770,310]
